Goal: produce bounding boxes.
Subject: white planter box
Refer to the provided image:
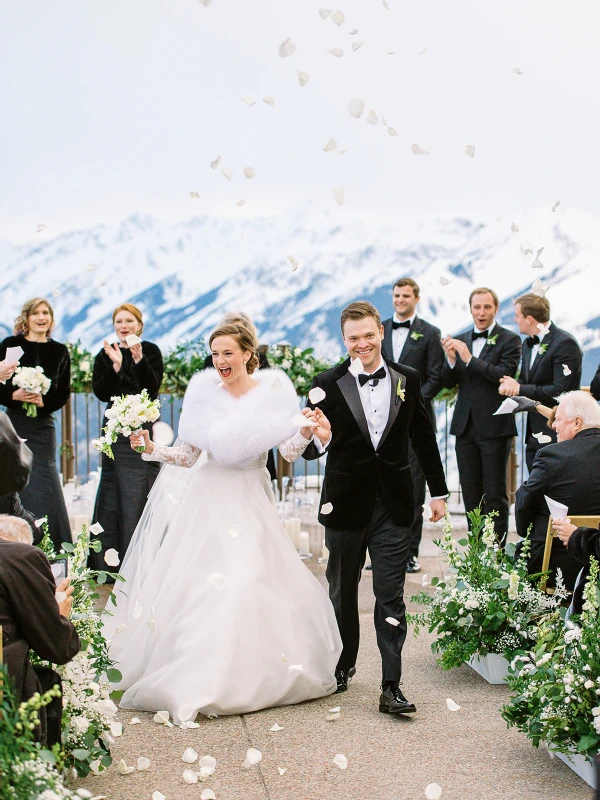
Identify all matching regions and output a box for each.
[467,653,509,684]
[553,748,596,788]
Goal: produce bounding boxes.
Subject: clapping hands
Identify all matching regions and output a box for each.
[103,340,123,371]
[441,336,472,366]
[299,407,331,445]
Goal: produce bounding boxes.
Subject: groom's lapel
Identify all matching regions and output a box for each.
[377,363,405,451]
[336,371,372,448]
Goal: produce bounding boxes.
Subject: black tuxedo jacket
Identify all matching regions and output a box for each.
[441,323,521,439]
[518,324,582,447]
[381,316,444,424]
[590,362,600,402]
[303,357,448,530]
[567,524,600,615]
[515,428,600,543]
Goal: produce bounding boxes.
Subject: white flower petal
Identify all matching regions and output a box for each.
[552,199,560,212]
[465,144,475,158]
[331,10,345,25]
[182,747,199,764]
[243,747,263,768]
[297,70,310,86]
[200,791,216,800]
[287,664,303,672]
[152,421,174,446]
[425,783,443,800]
[281,653,287,661]
[263,96,275,106]
[333,753,348,770]
[51,289,61,297]
[104,548,120,567]
[422,503,432,519]
[333,187,345,206]
[148,619,155,632]
[329,48,344,57]
[387,127,398,137]
[525,248,533,255]
[227,524,242,539]
[241,96,256,106]
[189,191,200,199]
[327,712,340,721]
[221,167,233,182]
[382,0,390,8]
[166,493,179,505]
[439,276,452,286]
[287,254,299,271]
[153,710,170,724]
[279,38,296,58]
[348,97,364,117]
[348,28,358,34]
[351,40,364,51]
[236,199,246,207]
[418,48,428,55]
[200,755,217,771]
[137,757,151,771]
[278,767,287,775]
[110,721,123,737]
[511,222,519,232]
[367,110,378,126]
[125,334,142,346]
[512,67,524,75]
[76,791,93,799]
[446,698,461,711]
[89,521,104,534]
[55,592,67,604]
[210,155,221,169]
[270,723,284,731]
[531,278,547,297]
[422,574,429,586]
[385,616,400,626]
[348,357,363,376]
[35,517,48,528]
[537,322,551,336]
[243,166,255,179]
[183,769,198,784]
[308,387,326,404]
[320,502,334,515]
[562,364,572,376]
[533,432,552,443]
[36,224,45,233]
[319,8,332,19]
[129,716,141,724]
[323,138,337,152]
[118,759,136,775]
[207,572,225,591]
[411,143,429,155]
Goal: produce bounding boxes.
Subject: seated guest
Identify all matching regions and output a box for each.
[552,518,600,615]
[0,410,37,540]
[591,361,600,402]
[0,515,80,745]
[515,391,600,592]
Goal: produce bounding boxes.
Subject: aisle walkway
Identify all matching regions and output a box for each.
[78,524,591,800]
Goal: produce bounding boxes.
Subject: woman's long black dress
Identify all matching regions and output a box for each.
[90,342,164,570]
[0,335,72,549]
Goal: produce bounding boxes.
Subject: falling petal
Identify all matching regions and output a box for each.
[411,143,429,155]
[348,357,363,376]
[287,254,299,271]
[270,723,284,731]
[422,574,429,586]
[182,747,199,764]
[333,754,348,770]
[512,67,524,75]
[147,619,155,632]
[281,653,288,661]
[562,364,572,376]
[439,276,452,286]
[241,96,256,106]
[531,257,543,269]
[425,783,443,800]
[329,48,344,57]
[117,760,136,775]
[279,38,296,58]
[263,96,275,106]
[387,127,398,137]
[446,698,461,711]
[537,246,544,256]
[207,572,225,591]
[331,10,345,25]
[89,521,104,535]
[87,263,97,271]
[297,70,310,86]
[321,502,334,515]
[189,191,200,198]
[129,717,141,724]
[351,40,364,51]
[244,166,255,179]
[318,8,332,18]
[198,0,213,5]
[36,224,45,233]
[531,278,547,297]
[104,548,120,567]
[422,503,432,519]
[51,289,61,297]
[200,791,216,800]
[236,199,246,207]
[333,187,345,206]
[221,167,233,181]
[385,616,400,626]
[348,97,364,117]
[308,387,326,404]
[552,199,560,212]
[511,222,519,232]
[323,137,337,152]
[418,48,428,55]
[525,248,533,256]
[166,493,179,505]
[210,155,221,169]
[465,144,475,158]
[367,110,378,126]
[55,591,66,604]
[278,767,287,775]
[152,421,175,446]
[34,517,47,528]
[287,664,303,672]
[243,748,263,768]
[537,322,551,336]
[348,28,358,34]
[337,148,348,155]
[533,432,552,443]
[228,524,242,539]
[183,769,199,784]
[382,0,389,8]
[137,757,151,771]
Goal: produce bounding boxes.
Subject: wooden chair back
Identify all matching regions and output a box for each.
[541,516,600,593]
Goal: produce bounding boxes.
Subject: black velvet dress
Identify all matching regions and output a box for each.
[0,335,72,549]
[89,342,164,570]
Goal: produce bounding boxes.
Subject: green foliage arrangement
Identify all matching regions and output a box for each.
[267,345,336,396]
[160,338,209,398]
[66,340,94,394]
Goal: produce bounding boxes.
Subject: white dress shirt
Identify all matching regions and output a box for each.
[356,357,391,450]
[391,313,417,362]
[529,322,552,367]
[447,322,495,368]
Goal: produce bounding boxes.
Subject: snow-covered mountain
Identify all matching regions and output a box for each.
[2,205,600,382]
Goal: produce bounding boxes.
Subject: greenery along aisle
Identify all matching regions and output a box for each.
[503,559,600,761]
[37,524,124,777]
[408,510,568,670]
[267,345,338,396]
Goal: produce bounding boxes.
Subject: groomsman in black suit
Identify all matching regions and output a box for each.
[303,301,448,714]
[498,293,582,471]
[441,287,521,543]
[381,278,444,572]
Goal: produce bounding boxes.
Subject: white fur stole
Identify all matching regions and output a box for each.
[178,368,300,466]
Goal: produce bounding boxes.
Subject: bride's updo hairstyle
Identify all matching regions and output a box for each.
[14,297,55,335]
[209,324,259,375]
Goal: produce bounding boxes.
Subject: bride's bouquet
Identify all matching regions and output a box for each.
[92,388,160,459]
[12,365,51,417]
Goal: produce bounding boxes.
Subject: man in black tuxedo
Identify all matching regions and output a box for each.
[441,287,521,543]
[302,301,448,714]
[515,391,600,591]
[499,293,582,471]
[381,277,444,573]
[0,410,37,540]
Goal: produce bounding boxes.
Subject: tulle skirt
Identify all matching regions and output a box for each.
[104,457,341,719]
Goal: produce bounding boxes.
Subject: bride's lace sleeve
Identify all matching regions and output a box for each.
[279,431,313,463]
[141,441,202,467]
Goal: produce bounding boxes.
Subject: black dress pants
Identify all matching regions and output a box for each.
[455,420,513,544]
[407,443,426,560]
[325,493,411,684]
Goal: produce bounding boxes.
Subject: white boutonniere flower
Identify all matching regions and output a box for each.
[396,379,406,405]
[410,332,424,341]
[486,334,498,346]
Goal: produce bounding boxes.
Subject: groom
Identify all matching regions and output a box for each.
[303,301,448,714]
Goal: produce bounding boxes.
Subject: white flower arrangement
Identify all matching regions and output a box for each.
[92,388,160,459]
[12,365,51,417]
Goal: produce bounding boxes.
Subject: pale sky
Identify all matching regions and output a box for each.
[2,0,600,242]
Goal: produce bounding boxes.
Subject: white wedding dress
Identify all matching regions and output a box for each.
[104,369,341,721]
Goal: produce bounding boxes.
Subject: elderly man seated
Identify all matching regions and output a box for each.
[515,390,600,592]
[0,515,80,745]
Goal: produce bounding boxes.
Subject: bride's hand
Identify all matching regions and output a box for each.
[312,409,331,445]
[130,429,154,454]
[299,407,318,440]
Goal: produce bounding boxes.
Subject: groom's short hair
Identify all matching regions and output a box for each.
[340,301,381,333]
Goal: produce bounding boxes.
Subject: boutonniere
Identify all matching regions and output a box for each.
[486,334,498,346]
[539,343,548,355]
[395,378,406,405]
[410,331,424,341]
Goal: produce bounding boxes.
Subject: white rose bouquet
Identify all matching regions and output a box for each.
[92,388,160,459]
[12,365,51,417]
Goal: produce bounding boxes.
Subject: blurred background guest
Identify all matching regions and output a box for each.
[203,311,277,482]
[89,303,163,570]
[0,298,71,549]
[0,410,36,540]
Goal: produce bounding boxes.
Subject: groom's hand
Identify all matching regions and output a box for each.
[429,498,446,523]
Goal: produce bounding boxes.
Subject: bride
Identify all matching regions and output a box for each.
[103,324,342,721]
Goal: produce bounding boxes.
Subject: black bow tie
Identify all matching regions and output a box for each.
[392,320,411,330]
[358,366,386,387]
[525,335,540,348]
[472,330,488,340]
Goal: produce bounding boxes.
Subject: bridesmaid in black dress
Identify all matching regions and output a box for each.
[0,298,72,549]
[89,303,164,569]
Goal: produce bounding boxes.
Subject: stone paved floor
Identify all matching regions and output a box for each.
[77,520,593,800]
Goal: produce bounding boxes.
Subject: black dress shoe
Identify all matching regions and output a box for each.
[406,556,420,573]
[334,666,356,693]
[379,683,416,714]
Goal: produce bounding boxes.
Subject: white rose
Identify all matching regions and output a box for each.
[80,360,90,372]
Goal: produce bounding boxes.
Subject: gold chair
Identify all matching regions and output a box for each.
[541,516,600,593]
